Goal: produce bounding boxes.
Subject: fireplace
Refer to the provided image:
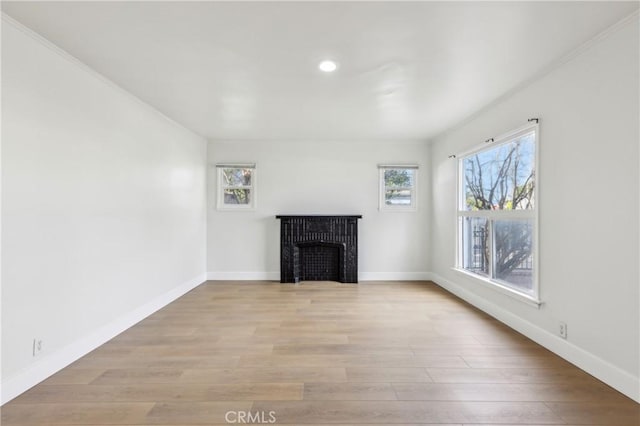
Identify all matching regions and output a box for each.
[276,215,362,283]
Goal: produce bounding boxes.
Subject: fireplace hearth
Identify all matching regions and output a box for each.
[276,215,362,283]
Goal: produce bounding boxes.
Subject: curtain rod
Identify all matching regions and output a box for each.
[378,164,419,169]
[448,118,539,159]
[215,163,256,169]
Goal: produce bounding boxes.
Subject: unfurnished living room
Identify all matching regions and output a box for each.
[1,1,639,425]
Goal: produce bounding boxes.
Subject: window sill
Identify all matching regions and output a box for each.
[379,207,418,212]
[451,267,542,308]
[216,206,256,211]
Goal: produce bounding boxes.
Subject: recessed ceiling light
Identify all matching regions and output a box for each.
[318,60,338,73]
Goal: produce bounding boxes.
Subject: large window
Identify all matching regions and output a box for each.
[457,124,538,300]
[379,165,418,211]
[217,164,256,210]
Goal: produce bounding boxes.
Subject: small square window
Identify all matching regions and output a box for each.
[379,165,418,211]
[217,164,256,210]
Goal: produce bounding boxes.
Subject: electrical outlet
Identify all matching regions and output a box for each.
[559,322,568,339]
[32,339,43,356]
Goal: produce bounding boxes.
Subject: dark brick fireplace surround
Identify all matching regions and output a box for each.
[276,215,362,283]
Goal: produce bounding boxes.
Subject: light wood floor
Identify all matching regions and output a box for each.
[2,281,638,425]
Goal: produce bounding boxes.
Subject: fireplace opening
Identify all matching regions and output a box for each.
[298,242,343,282]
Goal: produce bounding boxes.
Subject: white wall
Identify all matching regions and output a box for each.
[1,19,207,402]
[429,16,639,400]
[207,140,430,280]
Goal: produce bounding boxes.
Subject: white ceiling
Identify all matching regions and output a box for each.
[2,1,638,141]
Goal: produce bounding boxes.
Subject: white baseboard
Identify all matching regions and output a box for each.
[206,272,279,281]
[0,273,206,405]
[360,272,432,281]
[206,272,432,282]
[430,272,640,403]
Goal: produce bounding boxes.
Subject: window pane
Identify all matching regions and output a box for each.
[494,219,533,293]
[223,168,252,187]
[385,189,412,205]
[224,189,251,205]
[461,217,490,276]
[463,132,535,211]
[384,169,414,188]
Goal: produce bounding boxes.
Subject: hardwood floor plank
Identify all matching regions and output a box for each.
[69,354,240,369]
[346,367,432,382]
[460,355,574,369]
[12,383,303,403]
[38,368,106,385]
[545,401,640,425]
[240,353,468,368]
[349,335,482,345]
[131,343,273,356]
[393,382,631,402]
[144,401,253,424]
[179,367,348,383]
[411,345,555,357]
[410,355,469,368]
[252,400,436,424]
[240,353,418,368]
[0,402,154,425]
[202,383,304,401]
[90,369,184,385]
[303,382,398,400]
[250,400,563,424]
[426,367,599,384]
[217,334,350,345]
[272,343,414,356]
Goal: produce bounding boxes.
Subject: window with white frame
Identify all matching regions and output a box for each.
[379,165,418,211]
[216,164,256,210]
[456,124,538,300]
